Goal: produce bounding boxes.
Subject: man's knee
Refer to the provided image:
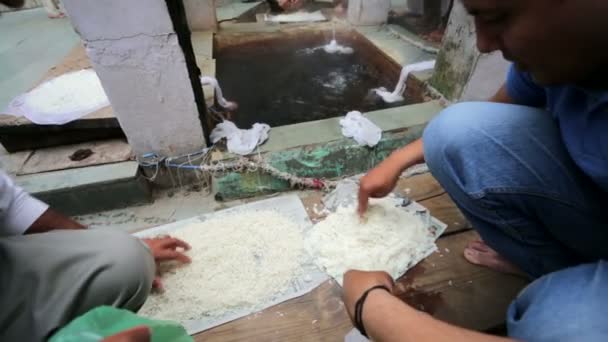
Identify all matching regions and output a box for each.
[423,102,546,188]
[86,230,155,312]
[423,102,490,184]
[507,261,608,341]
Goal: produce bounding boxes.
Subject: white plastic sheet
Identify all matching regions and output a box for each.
[134,194,329,335]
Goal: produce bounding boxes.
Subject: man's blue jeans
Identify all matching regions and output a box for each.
[423,102,608,341]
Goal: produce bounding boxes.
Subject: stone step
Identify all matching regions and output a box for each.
[16,161,151,216]
[212,100,444,200]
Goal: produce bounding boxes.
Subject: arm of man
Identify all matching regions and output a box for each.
[0,170,85,236]
[276,0,307,11]
[343,270,514,342]
[26,207,86,234]
[489,84,515,104]
[358,85,514,215]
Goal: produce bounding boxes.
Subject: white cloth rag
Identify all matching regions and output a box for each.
[210,120,271,155]
[340,111,382,147]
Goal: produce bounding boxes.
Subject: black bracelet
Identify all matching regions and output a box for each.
[354,285,391,338]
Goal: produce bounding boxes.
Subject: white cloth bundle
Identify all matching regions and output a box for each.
[340,111,382,147]
[210,120,271,155]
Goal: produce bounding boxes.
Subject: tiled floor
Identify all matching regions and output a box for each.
[0,7,79,109]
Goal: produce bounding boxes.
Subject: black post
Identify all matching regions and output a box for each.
[164,0,212,147]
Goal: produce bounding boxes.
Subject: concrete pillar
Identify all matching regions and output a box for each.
[183,0,217,31]
[62,0,208,157]
[430,1,509,101]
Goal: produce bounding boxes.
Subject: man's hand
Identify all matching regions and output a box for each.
[358,139,426,216]
[103,326,150,342]
[358,164,401,216]
[26,208,86,234]
[343,270,395,321]
[142,236,191,290]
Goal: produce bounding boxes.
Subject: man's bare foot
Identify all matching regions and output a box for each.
[334,4,345,15]
[48,12,65,19]
[464,240,527,277]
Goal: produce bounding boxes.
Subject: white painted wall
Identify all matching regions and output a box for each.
[62,0,207,157]
[461,51,510,101]
[431,1,509,101]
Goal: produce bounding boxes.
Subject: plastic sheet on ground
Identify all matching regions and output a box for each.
[134,194,329,335]
[5,69,109,125]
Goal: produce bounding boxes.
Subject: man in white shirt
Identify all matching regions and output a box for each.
[0,167,192,341]
[1,1,192,339]
[0,4,193,342]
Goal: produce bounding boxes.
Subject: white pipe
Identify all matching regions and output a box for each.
[200,76,238,111]
[373,60,436,103]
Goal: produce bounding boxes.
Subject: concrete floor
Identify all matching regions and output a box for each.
[0,8,80,110]
[75,188,232,233]
[74,186,303,233]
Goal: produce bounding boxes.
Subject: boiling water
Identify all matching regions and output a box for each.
[216,36,407,128]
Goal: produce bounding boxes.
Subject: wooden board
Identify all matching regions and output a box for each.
[395,172,445,202]
[194,232,528,341]
[18,139,133,175]
[195,176,527,340]
[194,281,352,342]
[0,149,33,175]
[419,193,471,234]
[395,231,529,331]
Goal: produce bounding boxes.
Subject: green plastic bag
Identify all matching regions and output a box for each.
[50,306,192,342]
